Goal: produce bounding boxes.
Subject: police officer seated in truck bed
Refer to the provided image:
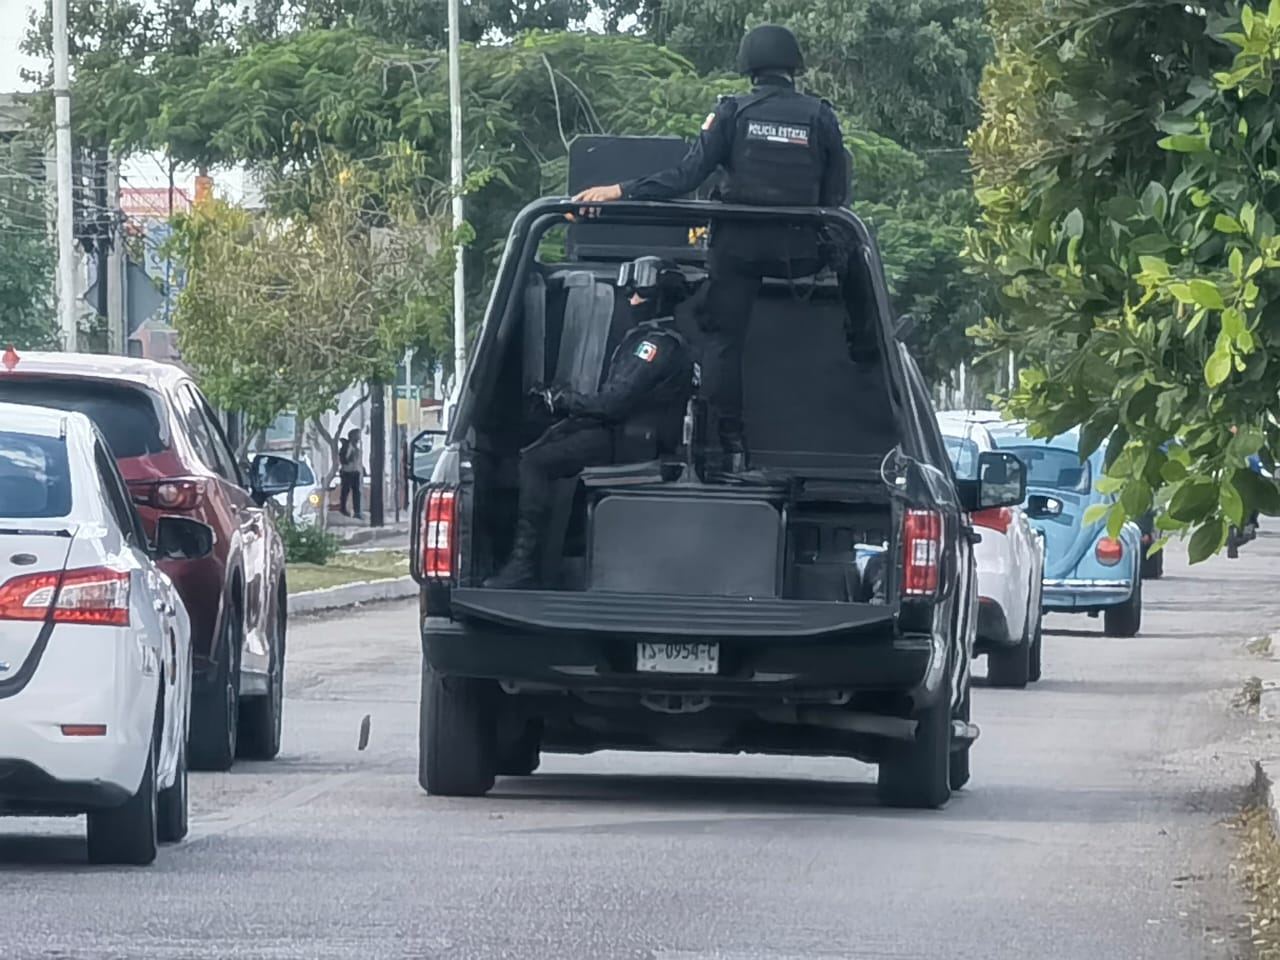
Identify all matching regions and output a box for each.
[572,23,852,478]
[484,256,696,590]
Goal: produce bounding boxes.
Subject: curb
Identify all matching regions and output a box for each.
[287,575,417,616]
[333,523,412,545]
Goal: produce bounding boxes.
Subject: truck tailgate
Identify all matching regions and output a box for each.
[449,588,896,638]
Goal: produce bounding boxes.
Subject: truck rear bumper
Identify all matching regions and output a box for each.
[421,616,944,705]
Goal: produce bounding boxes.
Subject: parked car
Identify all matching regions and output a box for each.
[0,351,300,771]
[0,401,213,864]
[408,181,1030,810]
[937,413,1046,687]
[989,423,1144,638]
[269,457,339,525]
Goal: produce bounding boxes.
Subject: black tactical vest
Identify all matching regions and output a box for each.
[720,88,826,206]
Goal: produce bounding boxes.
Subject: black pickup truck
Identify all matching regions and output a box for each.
[408,167,1026,809]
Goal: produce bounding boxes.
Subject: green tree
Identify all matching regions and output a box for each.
[167,148,457,502]
[968,0,1280,561]
[0,139,57,349]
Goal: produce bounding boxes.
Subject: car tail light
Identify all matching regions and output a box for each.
[903,509,943,597]
[127,477,206,511]
[972,507,1013,534]
[0,567,130,626]
[421,489,457,580]
[1095,537,1124,566]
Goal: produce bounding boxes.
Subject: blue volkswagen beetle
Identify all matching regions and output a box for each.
[987,423,1143,638]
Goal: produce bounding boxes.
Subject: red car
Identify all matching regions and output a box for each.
[0,350,299,771]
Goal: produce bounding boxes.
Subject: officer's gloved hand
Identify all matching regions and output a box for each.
[533,386,557,415]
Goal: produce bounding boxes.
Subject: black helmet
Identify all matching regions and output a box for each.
[736,24,804,76]
[617,256,689,308]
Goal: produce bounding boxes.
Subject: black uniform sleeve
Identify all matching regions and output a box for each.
[557,331,687,422]
[618,100,736,201]
[817,103,852,207]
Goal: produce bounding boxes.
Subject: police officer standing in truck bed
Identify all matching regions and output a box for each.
[572,24,852,477]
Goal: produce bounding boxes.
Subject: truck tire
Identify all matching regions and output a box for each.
[987,636,1031,689]
[418,666,496,797]
[1103,577,1142,638]
[878,691,952,809]
[949,685,971,792]
[497,722,541,777]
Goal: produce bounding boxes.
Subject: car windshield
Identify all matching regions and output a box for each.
[0,379,166,459]
[1002,444,1092,493]
[943,436,980,479]
[0,430,72,518]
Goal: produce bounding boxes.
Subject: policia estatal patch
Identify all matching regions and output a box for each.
[745,120,811,146]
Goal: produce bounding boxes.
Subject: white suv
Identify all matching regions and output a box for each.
[938,412,1046,688]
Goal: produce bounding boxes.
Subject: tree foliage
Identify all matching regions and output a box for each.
[167,149,456,430]
[0,140,57,349]
[968,0,1280,561]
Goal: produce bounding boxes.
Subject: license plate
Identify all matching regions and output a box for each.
[636,641,719,675]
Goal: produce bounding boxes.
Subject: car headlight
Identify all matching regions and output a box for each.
[308,492,321,506]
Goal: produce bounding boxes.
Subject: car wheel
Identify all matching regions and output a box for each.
[878,689,952,809]
[1141,549,1164,580]
[1103,575,1142,638]
[87,730,158,866]
[948,685,971,792]
[189,602,241,772]
[497,721,542,777]
[157,730,189,843]
[418,665,496,797]
[237,601,285,761]
[1028,619,1044,683]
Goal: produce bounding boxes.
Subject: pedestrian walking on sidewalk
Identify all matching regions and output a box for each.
[339,428,363,519]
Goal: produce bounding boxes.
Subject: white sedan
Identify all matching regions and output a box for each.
[0,402,211,864]
[938,412,1046,688]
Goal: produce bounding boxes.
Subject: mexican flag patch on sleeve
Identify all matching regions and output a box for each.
[635,340,658,362]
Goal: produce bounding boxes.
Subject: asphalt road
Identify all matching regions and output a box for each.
[3,535,1279,960]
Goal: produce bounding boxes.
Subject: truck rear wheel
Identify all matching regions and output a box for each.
[418,667,496,797]
[878,691,952,809]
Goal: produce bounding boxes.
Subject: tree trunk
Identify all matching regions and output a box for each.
[310,390,369,532]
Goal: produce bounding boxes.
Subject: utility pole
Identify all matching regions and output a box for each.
[369,381,385,527]
[447,0,467,416]
[52,0,77,351]
[106,152,125,354]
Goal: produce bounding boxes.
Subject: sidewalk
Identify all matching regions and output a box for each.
[325,512,412,548]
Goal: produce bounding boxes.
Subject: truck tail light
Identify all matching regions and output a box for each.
[972,507,1013,534]
[1095,537,1124,566]
[903,509,942,597]
[0,567,130,626]
[127,477,206,511]
[421,489,457,580]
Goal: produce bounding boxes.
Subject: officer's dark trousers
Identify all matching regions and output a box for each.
[517,419,614,521]
[700,246,819,435]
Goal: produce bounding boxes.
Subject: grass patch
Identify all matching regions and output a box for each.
[286,549,410,594]
[1235,676,1265,711]
[1251,635,1276,658]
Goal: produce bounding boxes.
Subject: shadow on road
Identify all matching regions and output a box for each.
[0,834,98,871]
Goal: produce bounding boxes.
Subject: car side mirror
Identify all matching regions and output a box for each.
[152,516,215,561]
[249,453,300,504]
[959,451,1026,511]
[409,429,447,484]
[1026,493,1065,519]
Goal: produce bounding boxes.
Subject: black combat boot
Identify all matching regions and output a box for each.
[483,515,541,589]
